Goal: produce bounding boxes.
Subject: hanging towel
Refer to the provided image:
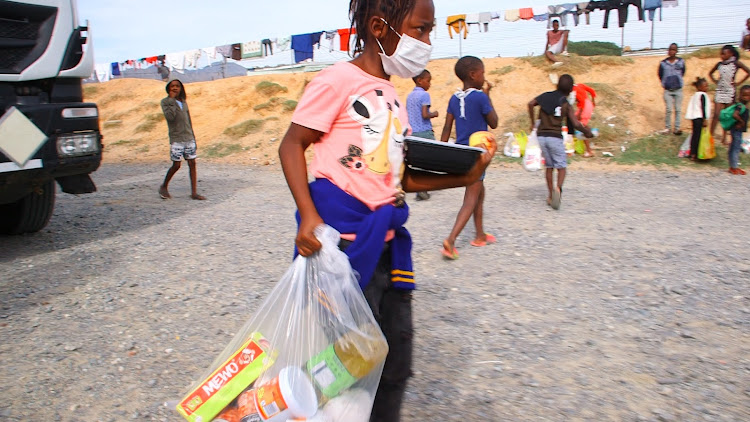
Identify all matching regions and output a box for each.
[95,63,111,82]
[478,12,492,32]
[165,52,185,70]
[454,88,479,119]
[662,0,678,6]
[505,9,520,22]
[519,8,534,20]
[338,28,356,51]
[291,33,315,63]
[241,41,262,59]
[446,14,468,39]
[215,44,231,59]
[184,49,202,68]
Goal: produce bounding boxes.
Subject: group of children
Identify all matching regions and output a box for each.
[666,44,750,174]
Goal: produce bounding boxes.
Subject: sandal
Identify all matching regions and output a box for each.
[442,240,459,260]
[191,194,207,200]
[550,187,561,210]
[470,234,497,247]
[158,186,171,199]
[583,152,594,158]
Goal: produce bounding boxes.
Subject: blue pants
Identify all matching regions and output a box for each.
[729,129,744,168]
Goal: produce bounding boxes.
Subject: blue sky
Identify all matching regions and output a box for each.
[79,0,749,64]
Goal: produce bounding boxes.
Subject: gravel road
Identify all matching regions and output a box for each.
[1,163,749,422]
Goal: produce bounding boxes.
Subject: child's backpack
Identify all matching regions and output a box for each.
[719,103,747,130]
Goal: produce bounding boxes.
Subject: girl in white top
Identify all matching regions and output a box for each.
[684,77,711,160]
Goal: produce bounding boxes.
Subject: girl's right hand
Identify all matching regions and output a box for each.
[296,215,324,256]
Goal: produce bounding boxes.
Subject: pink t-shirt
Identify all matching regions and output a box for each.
[292,62,409,211]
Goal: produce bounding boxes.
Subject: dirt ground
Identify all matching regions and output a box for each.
[85,53,732,167]
[1,163,748,422]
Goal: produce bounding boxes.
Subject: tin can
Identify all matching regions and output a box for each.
[237,389,261,422]
[214,406,239,422]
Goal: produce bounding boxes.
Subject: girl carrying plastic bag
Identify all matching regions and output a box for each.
[175,225,386,422]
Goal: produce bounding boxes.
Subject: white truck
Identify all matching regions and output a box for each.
[0,0,101,234]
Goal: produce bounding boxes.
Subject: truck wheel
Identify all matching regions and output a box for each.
[0,181,56,235]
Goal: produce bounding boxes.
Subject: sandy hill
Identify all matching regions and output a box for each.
[84,53,729,166]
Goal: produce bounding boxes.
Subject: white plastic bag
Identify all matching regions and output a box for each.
[502,132,519,157]
[523,130,543,172]
[678,135,691,158]
[175,225,386,422]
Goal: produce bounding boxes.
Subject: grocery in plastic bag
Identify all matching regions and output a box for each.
[175,225,388,422]
[523,130,543,172]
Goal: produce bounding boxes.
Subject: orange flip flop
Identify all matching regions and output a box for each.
[470,233,497,247]
[441,246,459,260]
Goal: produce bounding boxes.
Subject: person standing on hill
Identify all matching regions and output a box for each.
[658,43,686,136]
[709,45,750,143]
[545,20,569,67]
[159,79,206,200]
[741,18,750,51]
[571,82,596,157]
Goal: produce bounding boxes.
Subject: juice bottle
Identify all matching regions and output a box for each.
[306,323,388,399]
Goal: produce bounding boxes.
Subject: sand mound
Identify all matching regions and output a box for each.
[85,54,724,166]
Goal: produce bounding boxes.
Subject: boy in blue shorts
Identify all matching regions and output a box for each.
[528,74,593,210]
[439,56,499,259]
[407,69,439,200]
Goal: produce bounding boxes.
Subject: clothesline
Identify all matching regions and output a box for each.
[93,0,680,82]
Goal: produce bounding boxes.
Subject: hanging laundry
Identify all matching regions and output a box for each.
[165,52,185,70]
[241,41,262,59]
[184,49,202,68]
[505,9,520,22]
[519,8,534,20]
[603,0,645,29]
[230,43,242,60]
[465,13,481,32]
[276,37,291,52]
[533,13,549,22]
[215,44,232,59]
[577,3,592,26]
[323,31,336,52]
[337,28,356,52]
[95,63,111,82]
[490,11,501,20]
[291,32,321,63]
[662,0,677,6]
[644,0,663,21]
[446,15,468,39]
[261,38,273,56]
[201,47,216,61]
[548,4,577,28]
[478,12,492,32]
[145,56,158,65]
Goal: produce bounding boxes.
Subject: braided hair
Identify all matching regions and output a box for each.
[348,0,416,56]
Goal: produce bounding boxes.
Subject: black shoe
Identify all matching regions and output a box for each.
[416,191,431,201]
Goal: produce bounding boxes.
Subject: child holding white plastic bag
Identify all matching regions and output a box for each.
[278,0,496,420]
[527,74,593,210]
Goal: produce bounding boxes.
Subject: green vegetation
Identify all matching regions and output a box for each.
[684,47,720,60]
[110,139,138,146]
[203,142,243,158]
[567,41,621,56]
[282,99,298,112]
[255,81,288,96]
[223,119,265,138]
[490,65,515,76]
[613,134,728,168]
[134,113,164,133]
[588,56,633,66]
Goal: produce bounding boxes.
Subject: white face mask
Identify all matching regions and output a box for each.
[376,18,432,78]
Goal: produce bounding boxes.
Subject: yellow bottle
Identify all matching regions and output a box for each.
[307,323,388,398]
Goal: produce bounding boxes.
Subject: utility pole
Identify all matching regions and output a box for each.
[685,0,689,47]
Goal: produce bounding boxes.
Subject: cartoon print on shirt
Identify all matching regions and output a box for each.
[338,144,366,172]
[340,89,406,185]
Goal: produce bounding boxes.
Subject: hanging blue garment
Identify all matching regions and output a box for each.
[644,0,663,21]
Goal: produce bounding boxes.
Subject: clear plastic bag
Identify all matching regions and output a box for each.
[523,130,543,172]
[176,225,387,422]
